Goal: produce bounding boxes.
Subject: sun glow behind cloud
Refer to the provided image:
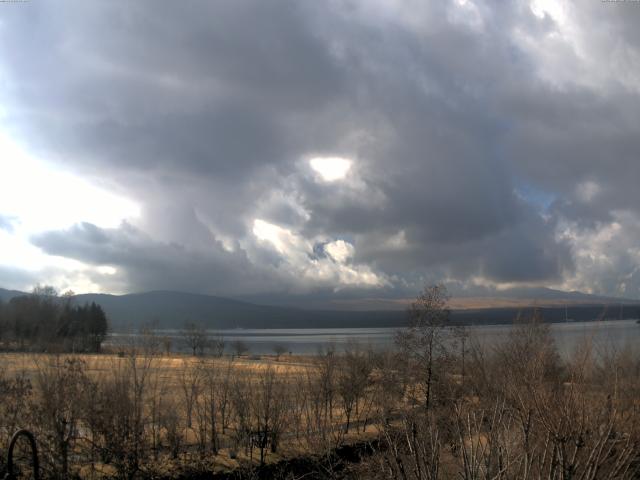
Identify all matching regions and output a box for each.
[309,157,352,182]
[252,219,300,255]
[0,134,140,232]
[0,133,139,290]
[530,0,566,25]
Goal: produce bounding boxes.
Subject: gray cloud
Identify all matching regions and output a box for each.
[31,222,278,295]
[0,265,37,291]
[1,0,640,299]
[32,220,388,295]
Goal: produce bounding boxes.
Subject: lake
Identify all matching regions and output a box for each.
[107,319,640,356]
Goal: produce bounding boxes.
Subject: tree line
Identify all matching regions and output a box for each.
[0,286,109,352]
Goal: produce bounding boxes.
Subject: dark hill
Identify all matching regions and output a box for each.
[2,288,639,330]
[73,290,407,329]
[73,290,640,330]
[0,288,27,303]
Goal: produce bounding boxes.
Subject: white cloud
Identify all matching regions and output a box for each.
[325,239,354,263]
[575,180,601,203]
[309,156,352,182]
[556,211,640,297]
[252,218,387,290]
[252,218,306,257]
[530,0,567,25]
[0,133,140,232]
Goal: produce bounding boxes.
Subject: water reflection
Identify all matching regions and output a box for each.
[106,319,640,356]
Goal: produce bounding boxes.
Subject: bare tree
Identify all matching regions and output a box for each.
[395,284,450,411]
[32,356,88,478]
[337,341,371,434]
[231,339,249,358]
[272,343,287,360]
[370,349,407,427]
[191,358,234,456]
[159,397,183,459]
[217,358,234,434]
[183,321,209,356]
[137,323,162,355]
[229,371,252,457]
[210,332,225,357]
[317,345,337,427]
[124,353,153,479]
[82,352,154,480]
[453,324,469,389]
[179,359,201,429]
[146,359,167,460]
[380,411,442,480]
[250,366,289,465]
[160,335,172,355]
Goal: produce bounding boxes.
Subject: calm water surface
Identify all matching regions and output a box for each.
[108,319,640,356]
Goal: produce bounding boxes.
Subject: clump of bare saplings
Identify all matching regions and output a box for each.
[0,285,639,480]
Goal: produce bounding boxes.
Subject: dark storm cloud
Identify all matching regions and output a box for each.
[2,0,345,178]
[31,222,279,295]
[348,200,572,288]
[2,0,640,298]
[503,87,640,220]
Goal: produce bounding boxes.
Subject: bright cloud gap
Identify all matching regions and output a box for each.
[309,157,352,182]
[251,218,387,289]
[0,133,140,293]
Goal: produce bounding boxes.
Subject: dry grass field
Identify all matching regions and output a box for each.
[0,352,316,383]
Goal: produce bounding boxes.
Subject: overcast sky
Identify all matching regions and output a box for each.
[1,0,640,303]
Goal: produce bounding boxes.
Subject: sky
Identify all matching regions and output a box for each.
[1,0,640,304]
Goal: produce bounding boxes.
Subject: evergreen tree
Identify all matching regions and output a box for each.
[1,287,109,352]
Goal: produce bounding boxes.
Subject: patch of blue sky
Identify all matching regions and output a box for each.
[514,181,557,212]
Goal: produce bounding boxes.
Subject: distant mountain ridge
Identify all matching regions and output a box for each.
[0,288,25,303]
[238,286,639,311]
[447,287,638,310]
[1,287,639,330]
[72,290,406,329]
